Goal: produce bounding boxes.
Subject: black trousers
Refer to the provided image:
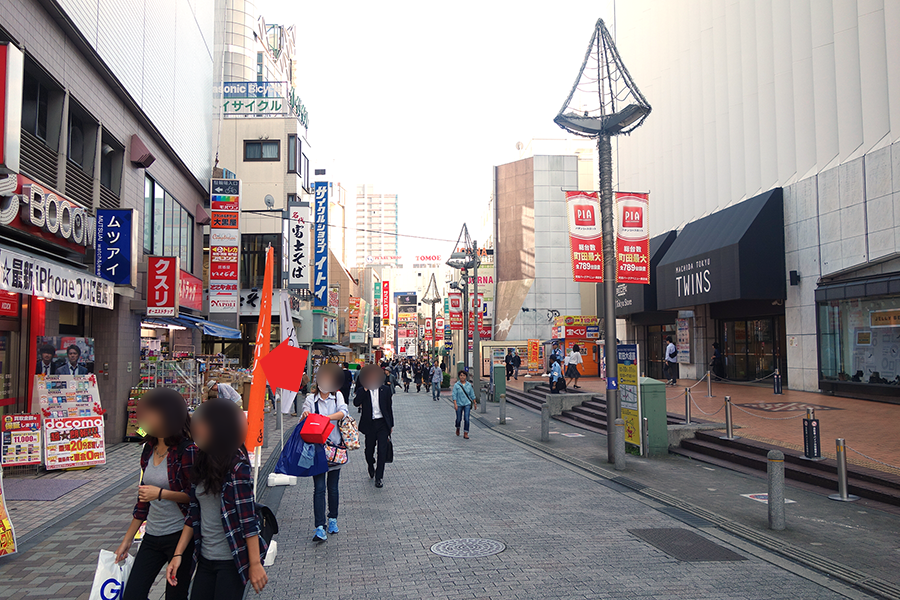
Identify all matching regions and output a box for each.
[365,418,390,480]
[190,556,245,600]
[122,532,194,600]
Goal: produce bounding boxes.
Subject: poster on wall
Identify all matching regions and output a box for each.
[565,191,604,283]
[615,192,650,285]
[528,339,540,371]
[676,318,692,364]
[1,414,41,466]
[35,374,106,470]
[35,336,95,375]
[0,466,16,557]
[617,344,642,453]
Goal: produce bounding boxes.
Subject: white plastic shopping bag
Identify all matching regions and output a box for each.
[88,549,134,600]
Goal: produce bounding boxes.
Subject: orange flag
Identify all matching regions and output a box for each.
[245,246,274,451]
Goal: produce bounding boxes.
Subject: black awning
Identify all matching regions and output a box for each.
[656,189,785,310]
[815,272,900,302]
[614,230,677,316]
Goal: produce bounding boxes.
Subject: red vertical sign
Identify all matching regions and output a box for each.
[146,257,180,316]
[382,282,390,321]
[615,192,650,284]
[565,191,604,282]
[245,247,274,452]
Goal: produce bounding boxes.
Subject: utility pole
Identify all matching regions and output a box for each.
[472,240,482,409]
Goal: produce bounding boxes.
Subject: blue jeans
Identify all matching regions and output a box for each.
[432,384,441,400]
[313,469,340,527]
[455,404,471,432]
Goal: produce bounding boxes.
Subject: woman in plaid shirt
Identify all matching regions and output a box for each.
[115,388,197,600]
[166,398,268,598]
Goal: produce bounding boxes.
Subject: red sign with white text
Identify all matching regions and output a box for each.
[615,191,650,285]
[146,257,179,316]
[0,292,17,317]
[179,270,202,311]
[566,191,604,283]
[210,261,238,280]
[448,292,463,330]
[382,282,390,320]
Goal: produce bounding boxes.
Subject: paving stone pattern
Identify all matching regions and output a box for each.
[259,392,850,600]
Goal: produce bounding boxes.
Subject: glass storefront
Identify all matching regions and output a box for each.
[818,295,900,386]
[720,316,786,382]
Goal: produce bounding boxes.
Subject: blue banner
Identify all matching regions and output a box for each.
[313,182,329,307]
[95,209,133,285]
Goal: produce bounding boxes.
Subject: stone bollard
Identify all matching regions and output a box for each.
[499,393,507,425]
[541,404,550,442]
[614,418,626,471]
[767,450,785,531]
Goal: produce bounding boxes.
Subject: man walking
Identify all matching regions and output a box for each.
[505,349,515,381]
[340,362,353,404]
[354,365,394,489]
[511,349,521,380]
[664,336,678,386]
[430,360,443,401]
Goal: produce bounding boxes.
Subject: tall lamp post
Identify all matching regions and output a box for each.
[553,18,651,462]
[422,273,441,362]
[447,225,481,404]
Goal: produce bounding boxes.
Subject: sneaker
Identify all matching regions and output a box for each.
[327,518,339,534]
[313,526,328,542]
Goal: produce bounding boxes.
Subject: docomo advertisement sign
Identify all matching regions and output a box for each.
[146,257,179,316]
[615,192,650,284]
[565,191,604,283]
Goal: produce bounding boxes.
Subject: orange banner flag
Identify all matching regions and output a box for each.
[245,246,274,451]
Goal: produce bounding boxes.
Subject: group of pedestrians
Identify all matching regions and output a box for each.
[548,341,584,393]
[382,357,444,399]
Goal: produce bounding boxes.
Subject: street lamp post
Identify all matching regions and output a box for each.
[553,18,651,463]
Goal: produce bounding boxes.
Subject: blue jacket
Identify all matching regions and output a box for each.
[452,381,475,406]
[550,362,562,382]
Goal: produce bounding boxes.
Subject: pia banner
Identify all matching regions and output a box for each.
[565,191,604,283]
[615,192,650,284]
[448,292,463,331]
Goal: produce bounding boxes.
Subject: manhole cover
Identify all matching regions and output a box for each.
[629,528,746,562]
[430,538,506,558]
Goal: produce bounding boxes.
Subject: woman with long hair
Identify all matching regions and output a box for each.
[165,398,268,598]
[300,363,349,541]
[115,388,196,600]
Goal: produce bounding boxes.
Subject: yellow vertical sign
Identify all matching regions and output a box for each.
[617,344,642,452]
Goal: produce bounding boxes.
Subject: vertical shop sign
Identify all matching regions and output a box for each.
[617,344,642,453]
[209,179,241,323]
[527,339,540,371]
[381,281,390,323]
[615,192,650,284]
[95,209,136,285]
[0,42,24,175]
[285,201,310,289]
[449,292,463,330]
[313,182,329,307]
[565,191,604,283]
[146,257,179,317]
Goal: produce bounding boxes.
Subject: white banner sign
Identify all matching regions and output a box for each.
[0,246,114,309]
[286,203,310,289]
[279,290,301,414]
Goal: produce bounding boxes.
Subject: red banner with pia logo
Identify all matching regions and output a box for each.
[615,192,650,284]
[565,191,604,283]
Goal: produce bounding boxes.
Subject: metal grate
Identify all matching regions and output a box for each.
[99,184,120,209]
[628,528,746,562]
[65,161,94,212]
[430,539,505,558]
[20,129,58,187]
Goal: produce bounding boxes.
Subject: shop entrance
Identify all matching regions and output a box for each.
[647,323,676,380]
[720,316,786,383]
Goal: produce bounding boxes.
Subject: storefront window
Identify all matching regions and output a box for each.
[241,234,282,289]
[144,176,194,271]
[818,295,900,385]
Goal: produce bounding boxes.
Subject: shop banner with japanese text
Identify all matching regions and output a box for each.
[36,374,106,469]
[615,192,650,284]
[1,414,41,466]
[313,182,329,307]
[381,282,390,322]
[146,257,179,317]
[0,466,16,556]
[94,209,135,285]
[617,344,642,453]
[0,246,114,309]
[565,191,604,283]
[278,290,300,414]
[209,179,241,320]
[285,201,310,289]
[246,247,274,452]
[448,292,463,330]
[527,339,540,371]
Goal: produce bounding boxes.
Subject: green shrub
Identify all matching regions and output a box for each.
[442,372,451,389]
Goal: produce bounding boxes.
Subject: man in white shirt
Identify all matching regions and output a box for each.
[664,336,678,386]
[207,380,243,407]
[353,365,394,488]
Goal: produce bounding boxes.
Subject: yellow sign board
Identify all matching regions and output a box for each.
[871,309,900,328]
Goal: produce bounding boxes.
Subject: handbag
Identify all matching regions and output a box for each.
[339,415,360,450]
[89,549,133,600]
[324,441,349,466]
[385,436,394,464]
[300,413,334,444]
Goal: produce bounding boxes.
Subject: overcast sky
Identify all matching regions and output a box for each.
[258,0,615,261]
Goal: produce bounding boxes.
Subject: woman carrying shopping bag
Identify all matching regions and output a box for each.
[165,398,268,599]
[452,370,477,439]
[115,388,197,600]
[300,363,350,542]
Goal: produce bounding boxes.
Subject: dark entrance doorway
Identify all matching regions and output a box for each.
[720,316,786,384]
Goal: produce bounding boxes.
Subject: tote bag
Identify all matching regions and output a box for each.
[89,549,133,600]
[275,418,328,477]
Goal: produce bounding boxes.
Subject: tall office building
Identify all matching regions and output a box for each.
[355,184,399,267]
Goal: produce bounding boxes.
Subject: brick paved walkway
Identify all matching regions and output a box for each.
[258,392,865,600]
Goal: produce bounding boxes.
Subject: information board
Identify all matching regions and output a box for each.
[617,344,642,453]
[35,375,106,470]
[1,414,41,466]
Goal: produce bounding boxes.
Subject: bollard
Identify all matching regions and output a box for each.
[479,386,487,413]
[499,392,507,425]
[767,450,786,531]
[684,388,692,425]
[641,417,649,458]
[613,418,626,471]
[540,404,550,442]
[720,396,739,440]
[773,368,783,394]
[828,438,860,502]
[706,369,714,398]
[800,408,823,461]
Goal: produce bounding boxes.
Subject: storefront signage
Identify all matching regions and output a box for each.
[617,344,642,452]
[1,414,41,466]
[313,182,329,307]
[209,179,240,324]
[1,176,96,252]
[0,291,16,317]
[179,270,202,311]
[381,281,390,321]
[615,192,650,284]
[94,209,136,285]
[0,246,114,309]
[565,191,603,283]
[365,255,402,264]
[373,316,381,339]
[676,317,692,364]
[146,256,179,317]
[348,297,362,332]
[285,202,310,289]
[527,339,540,370]
[349,332,366,344]
[0,42,24,175]
[36,374,106,470]
[871,309,900,328]
[223,81,288,117]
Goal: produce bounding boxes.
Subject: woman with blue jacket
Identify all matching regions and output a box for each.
[550,357,564,394]
[451,370,477,439]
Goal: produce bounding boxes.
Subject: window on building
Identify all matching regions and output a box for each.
[66,101,98,177]
[99,131,123,197]
[241,234,282,289]
[301,152,310,191]
[818,295,900,386]
[244,140,280,161]
[287,134,298,173]
[257,52,263,82]
[143,175,194,271]
[22,73,50,141]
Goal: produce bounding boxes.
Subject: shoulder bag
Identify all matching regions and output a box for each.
[315,399,349,466]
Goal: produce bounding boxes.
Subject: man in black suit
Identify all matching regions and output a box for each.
[353,364,394,488]
[36,343,57,375]
[340,362,353,404]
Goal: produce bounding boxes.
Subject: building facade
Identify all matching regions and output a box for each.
[0,0,213,441]
[613,0,900,401]
[355,184,399,267]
